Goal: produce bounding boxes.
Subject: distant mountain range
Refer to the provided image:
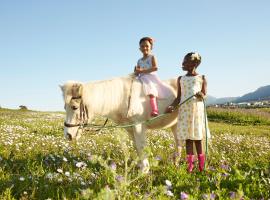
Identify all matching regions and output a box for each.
[206,85,270,105]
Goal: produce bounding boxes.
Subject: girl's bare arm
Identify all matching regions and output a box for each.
[166,76,181,112]
[135,56,158,74]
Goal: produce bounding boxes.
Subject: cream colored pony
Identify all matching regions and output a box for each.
[60,74,182,173]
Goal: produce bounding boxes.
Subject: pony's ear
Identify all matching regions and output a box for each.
[71,83,83,97]
[59,85,64,92]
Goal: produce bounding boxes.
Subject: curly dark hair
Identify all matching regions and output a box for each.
[184,52,202,66]
[139,37,154,49]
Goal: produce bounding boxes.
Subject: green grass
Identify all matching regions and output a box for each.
[0,108,269,199]
[207,107,270,125]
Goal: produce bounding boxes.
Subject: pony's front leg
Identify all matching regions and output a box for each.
[171,124,183,166]
[133,123,149,174]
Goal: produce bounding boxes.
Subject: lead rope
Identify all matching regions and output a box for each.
[83,94,196,129]
[203,98,208,171]
[82,95,209,169]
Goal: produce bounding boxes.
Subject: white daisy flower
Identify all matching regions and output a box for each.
[166,190,174,197]
[191,52,200,61]
[76,161,87,168]
[165,179,172,187]
[65,171,70,177]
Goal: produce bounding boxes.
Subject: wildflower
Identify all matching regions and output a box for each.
[210,193,216,199]
[81,181,86,186]
[155,155,162,161]
[63,157,68,162]
[229,191,236,199]
[46,173,53,180]
[165,179,172,190]
[202,193,216,200]
[115,175,124,182]
[165,180,172,187]
[73,172,80,178]
[57,169,63,173]
[209,166,216,171]
[87,153,92,161]
[19,177,25,181]
[221,163,230,171]
[191,52,200,61]
[76,161,87,168]
[202,194,209,199]
[180,192,188,199]
[91,173,97,178]
[110,162,117,171]
[166,190,174,197]
[65,171,70,177]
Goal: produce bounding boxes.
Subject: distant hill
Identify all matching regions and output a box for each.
[235,85,270,103]
[206,85,270,105]
[206,96,238,105]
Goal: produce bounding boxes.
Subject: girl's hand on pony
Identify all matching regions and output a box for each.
[195,91,205,101]
[134,66,143,76]
[165,105,175,113]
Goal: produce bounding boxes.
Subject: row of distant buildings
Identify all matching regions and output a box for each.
[210,100,270,108]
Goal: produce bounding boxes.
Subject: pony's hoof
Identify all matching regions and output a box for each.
[140,158,150,174]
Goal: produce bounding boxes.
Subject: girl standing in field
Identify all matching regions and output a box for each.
[134,37,170,117]
[166,52,210,172]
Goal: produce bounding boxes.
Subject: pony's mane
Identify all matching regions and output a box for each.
[81,74,135,115]
[87,73,135,84]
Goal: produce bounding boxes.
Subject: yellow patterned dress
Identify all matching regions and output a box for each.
[177,75,211,141]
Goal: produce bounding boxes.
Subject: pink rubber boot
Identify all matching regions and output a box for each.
[187,154,194,173]
[150,96,159,117]
[198,154,205,172]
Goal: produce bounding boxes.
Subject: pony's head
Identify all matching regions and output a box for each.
[60,81,87,141]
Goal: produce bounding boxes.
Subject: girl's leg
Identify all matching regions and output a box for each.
[195,140,205,172]
[195,140,202,154]
[149,94,159,117]
[186,139,194,172]
[186,139,194,155]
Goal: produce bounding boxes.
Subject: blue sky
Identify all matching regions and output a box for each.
[0,0,269,111]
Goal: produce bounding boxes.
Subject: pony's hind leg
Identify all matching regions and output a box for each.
[171,124,183,166]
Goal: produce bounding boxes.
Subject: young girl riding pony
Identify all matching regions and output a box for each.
[134,37,170,117]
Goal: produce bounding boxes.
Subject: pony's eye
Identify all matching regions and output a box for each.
[72,106,78,110]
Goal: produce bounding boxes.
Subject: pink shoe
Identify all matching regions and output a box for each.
[198,154,205,172]
[150,96,159,117]
[187,155,194,173]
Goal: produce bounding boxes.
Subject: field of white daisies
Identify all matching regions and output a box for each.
[0,107,270,200]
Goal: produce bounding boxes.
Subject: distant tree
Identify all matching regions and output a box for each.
[19,105,28,110]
